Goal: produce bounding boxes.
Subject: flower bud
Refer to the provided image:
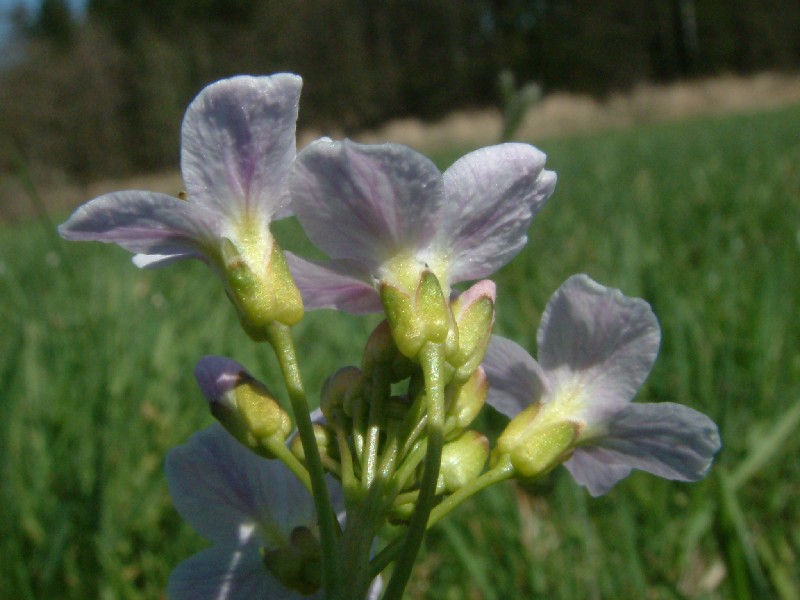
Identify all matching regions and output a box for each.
[361,320,414,381]
[222,236,304,338]
[437,430,489,494]
[447,280,496,381]
[380,270,450,358]
[494,402,580,479]
[444,367,488,439]
[207,369,292,458]
[290,423,335,465]
[320,366,365,423]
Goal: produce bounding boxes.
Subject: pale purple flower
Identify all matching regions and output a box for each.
[482,274,721,496]
[286,140,556,313]
[165,423,329,599]
[58,73,299,275]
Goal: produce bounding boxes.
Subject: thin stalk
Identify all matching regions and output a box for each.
[381,342,445,600]
[265,322,342,599]
[259,438,312,492]
[363,370,389,489]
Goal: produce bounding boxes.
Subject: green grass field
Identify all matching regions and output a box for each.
[1,104,799,599]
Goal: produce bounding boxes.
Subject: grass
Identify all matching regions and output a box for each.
[1,103,799,599]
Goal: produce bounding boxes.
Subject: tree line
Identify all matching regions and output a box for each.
[1,0,798,182]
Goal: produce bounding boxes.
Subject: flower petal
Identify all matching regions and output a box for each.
[537,274,660,419]
[563,447,633,497]
[194,356,247,404]
[290,139,443,267]
[482,335,550,418]
[589,402,721,481]
[165,424,315,546]
[285,253,383,314]
[441,143,556,283]
[168,544,316,600]
[58,191,220,264]
[181,74,301,221]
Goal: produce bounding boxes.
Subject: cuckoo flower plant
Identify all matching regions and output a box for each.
[483,274,721,496]
[58,74,304,330]
[286,139,556,315]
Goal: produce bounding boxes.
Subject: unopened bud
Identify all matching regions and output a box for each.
[197,357,292,457]
[320,366,364,423]
[437,431,489,494]
[290,423,334,465]
[444,367,488,439]
[362,320,414,380]
[448,280,496,381]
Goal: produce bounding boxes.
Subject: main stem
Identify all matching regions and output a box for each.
[382,342,445,600]
[265,322,342,599]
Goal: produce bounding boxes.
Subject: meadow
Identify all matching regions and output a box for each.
[1,102,798,599]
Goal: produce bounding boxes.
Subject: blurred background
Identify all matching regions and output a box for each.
[1,1,799,599]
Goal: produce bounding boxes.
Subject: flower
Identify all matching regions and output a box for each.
[286,140,556,315]
[58,74,304,329]
[482,274,721,496]
[165,424,330,599]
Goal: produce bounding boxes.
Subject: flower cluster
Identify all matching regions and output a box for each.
[59,73,721,599]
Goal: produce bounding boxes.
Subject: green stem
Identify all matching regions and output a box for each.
[265,322,341,599]
[382,342,445,600]
[363,370,389,490]
[371,457,515,578]
[259,438,312,492]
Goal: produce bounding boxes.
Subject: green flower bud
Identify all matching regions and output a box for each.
[222,236,304,338]
[361,320,415,381]
[494,402,580,479]
[290,423,335,465]
[209,372,292,458]
[447,280,496,382]
[320,366,365,423]
[444,367,488,439]
[437,431,489,494]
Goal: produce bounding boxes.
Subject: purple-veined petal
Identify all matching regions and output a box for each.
[285,253,383,314]
[587,402,721,481]
[537,274,660,420]
[482,335,550,418]
[58,191,220,264]
[290,140,443,267]
[563,447,633,497]
[165,424,315,546]
[441,143,556,283]
[181,74,301,222]
[564,403,720,496]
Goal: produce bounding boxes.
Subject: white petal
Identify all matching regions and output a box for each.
[482,335,550,418]
[58,191,220,264]
[165,424,315,546]
[167,544,316,600]
[290,140,443,267]
[537,274,660,421]
[285,253,382,314]
[181,74,301,222]
[442,143,556,283]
